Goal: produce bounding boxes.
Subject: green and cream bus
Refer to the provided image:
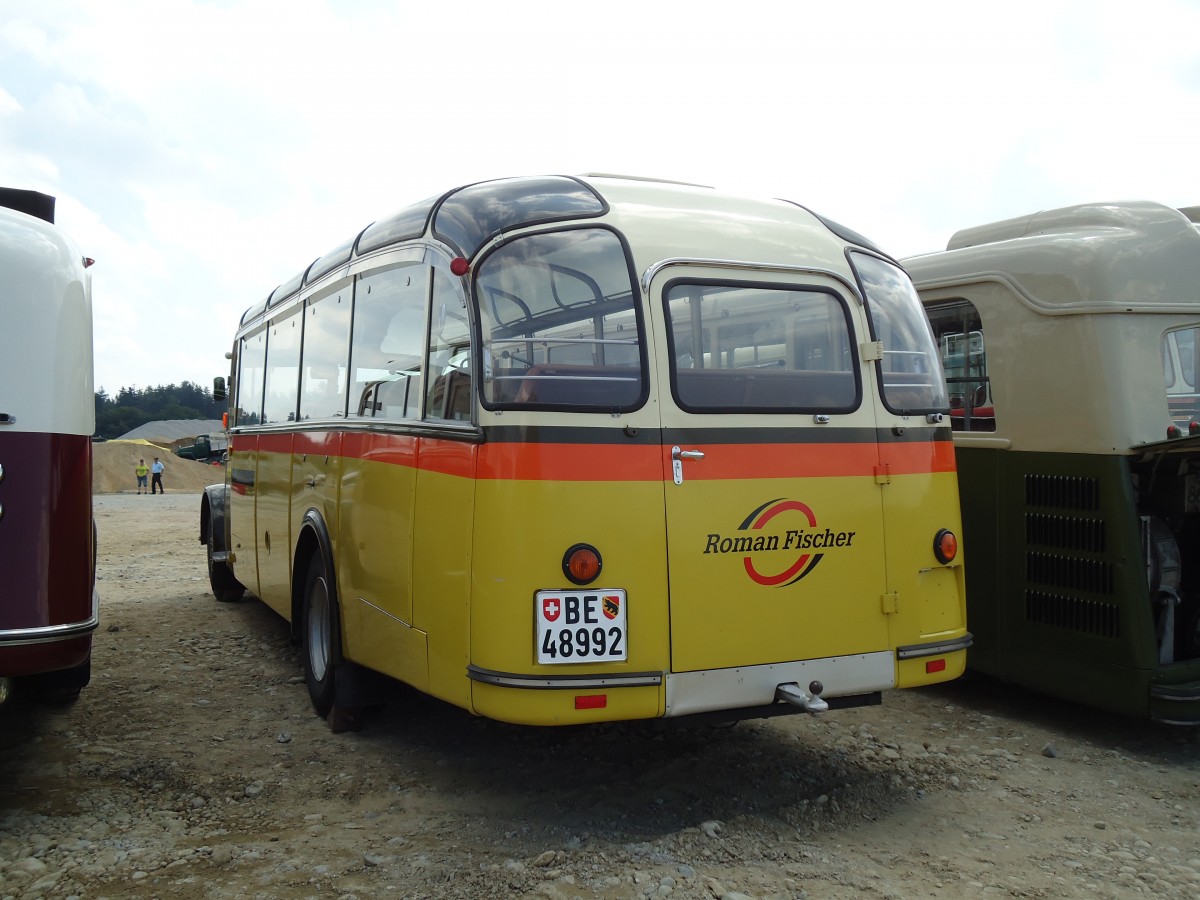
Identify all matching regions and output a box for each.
[907,200,1200,724]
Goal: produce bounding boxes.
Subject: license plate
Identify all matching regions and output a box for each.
[535,590,627,664]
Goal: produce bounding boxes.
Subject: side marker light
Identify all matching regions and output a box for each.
[933,529,958,565]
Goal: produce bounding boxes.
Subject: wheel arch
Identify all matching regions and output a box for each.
[200,483,229,549]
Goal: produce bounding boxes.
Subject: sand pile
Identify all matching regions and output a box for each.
[93,439,225,494]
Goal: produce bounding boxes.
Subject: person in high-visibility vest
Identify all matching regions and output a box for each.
[135,458,149,494]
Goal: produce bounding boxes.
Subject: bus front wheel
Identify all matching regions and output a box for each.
[206,518,245,603]
[302,553,338,718]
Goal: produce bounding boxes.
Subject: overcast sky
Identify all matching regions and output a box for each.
[3,0,1198,394]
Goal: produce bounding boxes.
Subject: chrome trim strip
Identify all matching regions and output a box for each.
[0,588,100,647]
[1150,685,1200,702]
[896,633,973,660]
[467,664,662,690]
[640,258,862,301]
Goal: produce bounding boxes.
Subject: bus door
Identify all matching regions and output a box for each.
[255,306,303,616]
[651,271,891,675]
[229,327,266,600]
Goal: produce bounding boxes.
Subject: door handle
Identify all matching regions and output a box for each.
[671,446,705,485]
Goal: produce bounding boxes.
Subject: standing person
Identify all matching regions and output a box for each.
[135,458,149,494]
[150,456,165,494]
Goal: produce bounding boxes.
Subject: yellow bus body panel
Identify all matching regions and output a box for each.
[411,457,475,709]
[664,471,890,672]
[468,474,670,721]
[254,435,294,617]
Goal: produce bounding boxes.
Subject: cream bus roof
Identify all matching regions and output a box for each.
[248,175,889,326]
[580,174,877,278]
[905,201,1200,313]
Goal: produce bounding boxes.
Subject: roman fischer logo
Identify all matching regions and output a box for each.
[703,498,856,587]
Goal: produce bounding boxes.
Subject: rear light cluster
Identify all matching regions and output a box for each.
[562,543,602,585]
[1167,421,1200,439]
[933,528,958,565]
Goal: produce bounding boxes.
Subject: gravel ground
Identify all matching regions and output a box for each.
[1,492,1198,899]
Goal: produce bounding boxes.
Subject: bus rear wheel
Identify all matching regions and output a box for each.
[302,553,338,718]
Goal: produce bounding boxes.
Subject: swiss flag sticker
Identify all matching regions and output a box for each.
[542,596,561,622]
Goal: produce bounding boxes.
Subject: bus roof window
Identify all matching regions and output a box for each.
[434,177,606,257]
[357,194,441,256]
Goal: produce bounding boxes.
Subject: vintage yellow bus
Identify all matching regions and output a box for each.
[908,200,1200,724]
[201,175,970,728]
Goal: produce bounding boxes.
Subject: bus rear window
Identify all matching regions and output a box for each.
[476,228,645,411]
[664,282,858,413]
[852,251,948,414]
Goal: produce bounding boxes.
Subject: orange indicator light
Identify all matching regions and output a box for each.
[563,543,602,585]
[933,529,958,565]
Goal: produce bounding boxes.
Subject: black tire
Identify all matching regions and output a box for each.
[25,658,91,703]
[207,517,245,603]
[1181,602,1200,659]
[302,553,338,718]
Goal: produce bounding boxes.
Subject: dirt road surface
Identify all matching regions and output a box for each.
[2,493,1198,899]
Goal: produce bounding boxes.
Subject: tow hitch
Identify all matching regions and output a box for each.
[775,680,828,714]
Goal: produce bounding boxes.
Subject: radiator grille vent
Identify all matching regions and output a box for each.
[1025,474,1100,511]
[1026,590,1119,638]
[1025,513,1107,553]
[1027,552,1114,595]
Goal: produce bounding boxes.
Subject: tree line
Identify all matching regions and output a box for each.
[94,382,224,440]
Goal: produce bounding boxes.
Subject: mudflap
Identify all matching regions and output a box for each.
[328,660,396,733]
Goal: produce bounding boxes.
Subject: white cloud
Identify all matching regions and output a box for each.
[2,0,1198,390]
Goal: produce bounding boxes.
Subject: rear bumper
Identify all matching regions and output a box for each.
[0,588,99,647]
[1150,680,1200,726]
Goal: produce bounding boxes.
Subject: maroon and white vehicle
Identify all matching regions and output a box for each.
[0,189,97,703]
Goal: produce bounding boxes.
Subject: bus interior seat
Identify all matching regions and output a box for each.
[675,368,855,409]
[513,365,640,406]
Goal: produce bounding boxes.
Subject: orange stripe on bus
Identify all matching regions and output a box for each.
[234,434,955,481]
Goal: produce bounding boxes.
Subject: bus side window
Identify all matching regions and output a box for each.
[348,263,427,421]
[425,266,472,421]
[236,328,266,426]
[926,299,996,433]
[299,288,351,420]
[1163,326,1200,428]
[262,309,302,424]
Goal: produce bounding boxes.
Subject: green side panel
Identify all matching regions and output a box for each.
[954,447,1200,719]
